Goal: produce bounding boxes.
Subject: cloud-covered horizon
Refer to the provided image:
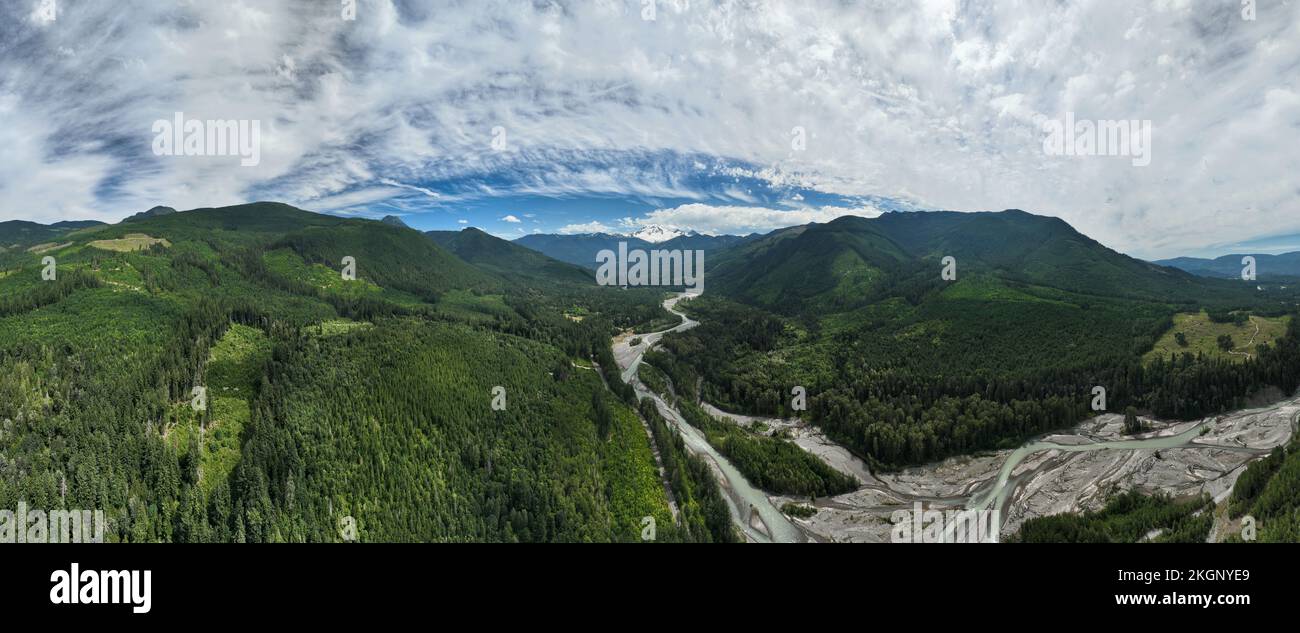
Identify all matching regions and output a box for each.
[1,0,1297,258]
[552,203,887,237]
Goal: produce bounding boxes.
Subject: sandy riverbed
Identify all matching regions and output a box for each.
[774,399,1298,542]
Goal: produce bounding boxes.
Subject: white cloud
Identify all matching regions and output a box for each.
[379,179,440,198]
[556,221,615,235]
[626,204,885,236]
[501,214,521,223]
[0,1,1297,258]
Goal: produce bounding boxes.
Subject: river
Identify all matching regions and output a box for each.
[613,292,806,543]
[616,292,1297,543]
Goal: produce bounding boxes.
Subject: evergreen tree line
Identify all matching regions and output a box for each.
[637,399,738,542]
[0,268,101,318]
[658,296,1300,469]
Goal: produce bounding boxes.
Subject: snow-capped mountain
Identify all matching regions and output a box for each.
[628,224,687,243]
[516,229,759,269]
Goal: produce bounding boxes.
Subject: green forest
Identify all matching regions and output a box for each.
[1011,490,1215,543]
[5,204,1299,544]
[0,203,721,542]
[1223,434,1300,542]
[639,353,856,498]
[662,289,1300,470]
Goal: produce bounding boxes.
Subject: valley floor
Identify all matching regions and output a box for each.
[767,398,1297,542]
[634,294,1300,543]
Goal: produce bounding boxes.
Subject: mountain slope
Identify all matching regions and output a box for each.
[514,233,652,268]
[0,200,691,543]
[0,219,106,251]
[515,231,757,269]
[658,209,1300,472]
[706,218,908,311]
[870,210,1214,300]
[709,210,1262,313]
[273,221,500,300]
[1156,252,1300,280]
[122,205,177,223]
[428,227,593,284]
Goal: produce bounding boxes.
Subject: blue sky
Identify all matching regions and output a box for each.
[274,151,923,238]
[1,1,1297,258]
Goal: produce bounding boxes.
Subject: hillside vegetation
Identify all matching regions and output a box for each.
[663,210,1300,468]
[0,202,722,542]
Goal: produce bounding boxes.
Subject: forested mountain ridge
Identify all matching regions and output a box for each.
[122,205,178,223]
[656,209,1300,469]
[0,202,730,542]
[515,231,758,269]
[707,210,1265,314]
[0,219,107,252]
[1157,251,1300,280]
[428,227,594,284]
[705,218,909,312]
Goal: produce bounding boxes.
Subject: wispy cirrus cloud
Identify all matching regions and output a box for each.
[0,1,1296,257]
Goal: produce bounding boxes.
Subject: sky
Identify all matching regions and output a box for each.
[1,0,1297,259]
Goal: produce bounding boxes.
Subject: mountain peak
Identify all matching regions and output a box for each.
[628,224,685,243]
[122,205,177,223]
[381,215,410,228]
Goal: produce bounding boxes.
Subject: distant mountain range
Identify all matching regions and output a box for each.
[0,219,107,251]
[515,226,759,268]
[1155,252,1300,280]
[0,201,709,544]
[427,227,594,284]
[122,205,177,223]
[14,202,1300,291]
[706,209,1261,314]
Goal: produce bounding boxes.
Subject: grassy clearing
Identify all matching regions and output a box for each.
[167,323,272,497]
[939,275,1070,305]
[207,323,273,393]
[310,318,374,337]
[1145,311,1289,363]
[26,242,71,254]
[88,233,171,252]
